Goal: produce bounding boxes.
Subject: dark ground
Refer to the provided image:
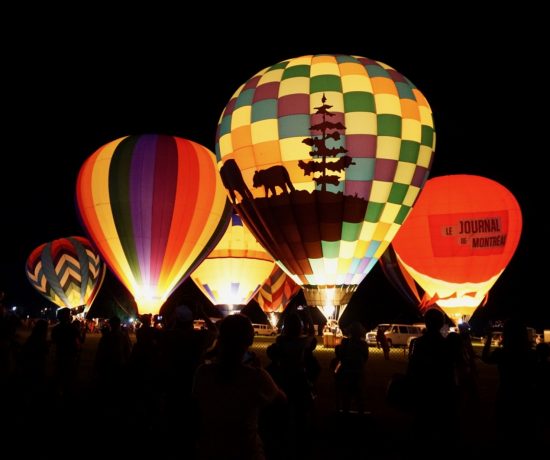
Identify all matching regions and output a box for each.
[2,330,547,459]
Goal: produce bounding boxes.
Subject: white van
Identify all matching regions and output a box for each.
[252,323,277,336]
[366,324,423,348]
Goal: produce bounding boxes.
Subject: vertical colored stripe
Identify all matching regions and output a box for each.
[159,138,201,291]
[130,135,157,291]
[150,135,178,291]
[109,136,141,284]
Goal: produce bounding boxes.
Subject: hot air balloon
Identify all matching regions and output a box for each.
[215,54,435,319]
[76,134,232,315]
[26,236,106,313]
[379,244,431,311]
[392,175,522,323]
[255,265,300,326]
[190,212,275,315]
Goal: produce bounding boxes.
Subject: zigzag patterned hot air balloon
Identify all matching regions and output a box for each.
[256,265,300,327]
[26,236,106,312]
[256,265,300,314]
[191,212,275,313]
[76,134,232,315]
[216,54,435,319]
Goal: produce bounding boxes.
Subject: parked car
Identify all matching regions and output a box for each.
[366,324,423,348]
[252,323,277,336]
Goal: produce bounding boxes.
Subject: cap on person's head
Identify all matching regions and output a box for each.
[175,304,193,323]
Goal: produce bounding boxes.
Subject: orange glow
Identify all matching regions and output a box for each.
[392,175,522,321]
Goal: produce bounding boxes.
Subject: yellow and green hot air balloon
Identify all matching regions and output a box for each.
[216,54,435,319]
[191,212,275,315]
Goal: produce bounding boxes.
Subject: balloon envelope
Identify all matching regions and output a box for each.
[392,175,522,322]
[215,54,435,317]
[191,212,275,309]
[379,244,430,311]
[256,265,300,314]
[26,236,105,311]
[76,134,232,314]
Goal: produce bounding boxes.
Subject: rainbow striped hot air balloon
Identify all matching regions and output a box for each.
[216,54,435,319]
[26,236,106,313]
[76,134,232,315]
[191,212,275,314]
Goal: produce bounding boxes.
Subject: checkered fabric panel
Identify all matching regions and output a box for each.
[216,54,435,287]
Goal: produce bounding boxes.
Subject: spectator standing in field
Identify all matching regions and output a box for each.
[482,318,538,449]
[193,314,285,460]
[407,309,457,455]
[50,307,82,399]
[376,326,390,360]
[334,321,369,414]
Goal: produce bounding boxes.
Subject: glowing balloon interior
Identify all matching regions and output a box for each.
[216,54,435,318]
[26,236,106,311]
[191,212,274,309]
[392,175,522,322]
[76,134,232,314]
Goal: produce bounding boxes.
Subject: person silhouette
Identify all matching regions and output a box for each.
[50,307,82,399]
[482,318,538,449]
[193,314,285,460]
[407,308,457,455]
[334,321,369,414]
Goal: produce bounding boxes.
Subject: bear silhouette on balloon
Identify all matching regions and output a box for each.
[253,166,295,197]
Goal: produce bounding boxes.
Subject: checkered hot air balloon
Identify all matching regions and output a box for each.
[216,54,435,319]
[76,134,232,315]
[26,236,106,313]
[191,212,275,314]
[392,175,522,323]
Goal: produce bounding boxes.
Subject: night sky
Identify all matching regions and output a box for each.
[1,16,546,327]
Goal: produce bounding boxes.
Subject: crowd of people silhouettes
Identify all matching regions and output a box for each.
[0,292,549,458]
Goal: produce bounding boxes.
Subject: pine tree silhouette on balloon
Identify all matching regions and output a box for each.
[299,94,355,191]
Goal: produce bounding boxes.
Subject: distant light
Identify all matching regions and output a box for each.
[129,317,135,323]
[12,306,17,312]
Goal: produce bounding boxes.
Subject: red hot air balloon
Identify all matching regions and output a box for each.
[76,134,232,315]
[26,236,106,313]
[392,175,522,323]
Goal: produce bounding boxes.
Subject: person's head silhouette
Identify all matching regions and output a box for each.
[424,308,445,333]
